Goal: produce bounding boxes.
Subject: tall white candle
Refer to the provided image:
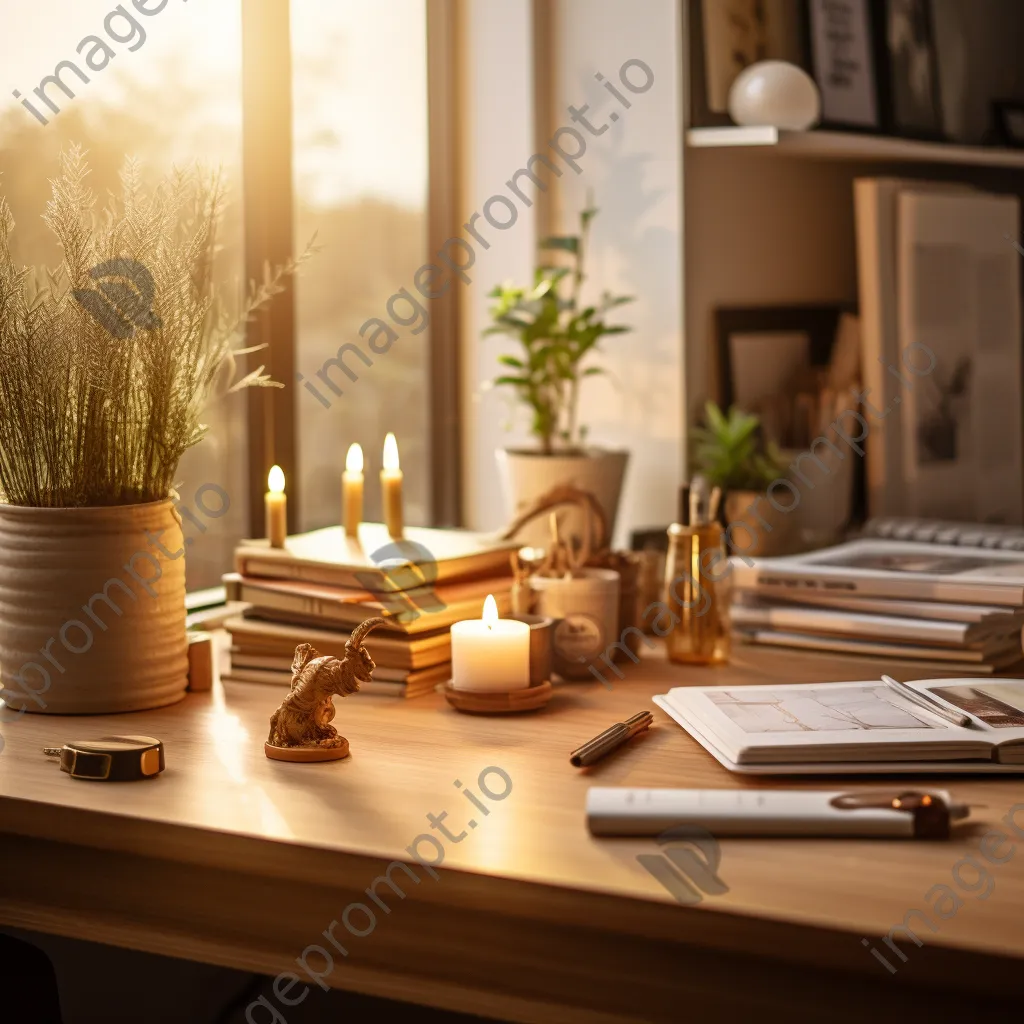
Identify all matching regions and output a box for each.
[265,465,287,548]
[451,595,530,692]
[343,442,364,538]
[381,432,404,538]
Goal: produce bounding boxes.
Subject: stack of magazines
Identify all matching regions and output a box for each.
[222,524,515,697]
[730,537,1024,673]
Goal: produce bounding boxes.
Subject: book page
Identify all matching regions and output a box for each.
[898,193,1023,524]
[663,680,999,764]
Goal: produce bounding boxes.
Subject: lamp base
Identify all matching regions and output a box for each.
[264,739,350,762]
[444,680,552,715]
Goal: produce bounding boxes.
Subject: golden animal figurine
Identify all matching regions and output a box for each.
[264,616,387,762]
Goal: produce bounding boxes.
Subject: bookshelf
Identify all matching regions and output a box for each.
[687,126,1024,170]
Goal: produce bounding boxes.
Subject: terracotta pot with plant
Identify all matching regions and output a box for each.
[0,147,306,714]
[690,402,791,557]
[485,201,634,546]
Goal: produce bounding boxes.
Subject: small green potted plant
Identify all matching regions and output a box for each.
[485,202,633,541]
[690,402,791,555]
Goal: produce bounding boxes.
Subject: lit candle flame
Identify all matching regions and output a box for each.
[268,465,285,494]
[346,442,364,474]
[383,432,400,473]
[482,594,498,628]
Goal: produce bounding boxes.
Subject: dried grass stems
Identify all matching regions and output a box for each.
[0,146,311,507]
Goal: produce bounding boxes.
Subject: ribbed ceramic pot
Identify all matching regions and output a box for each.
[0,499,188,714]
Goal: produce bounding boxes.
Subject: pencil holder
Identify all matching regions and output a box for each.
[663,522,730,665]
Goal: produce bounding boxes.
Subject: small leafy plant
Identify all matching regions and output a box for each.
[690,402,786,491]
[484,202,633,455]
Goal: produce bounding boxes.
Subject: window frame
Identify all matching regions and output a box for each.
[240,0,463,535]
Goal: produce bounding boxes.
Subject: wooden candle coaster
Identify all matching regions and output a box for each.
[444,680,553,715]
[264,739,350,762]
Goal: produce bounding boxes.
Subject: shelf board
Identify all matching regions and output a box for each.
[686,126,1024,169]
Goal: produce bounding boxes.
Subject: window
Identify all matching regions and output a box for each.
[290,0,431,532]
[0,0,245,591]
[0,0,450,590]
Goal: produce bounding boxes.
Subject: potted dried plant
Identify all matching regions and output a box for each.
[0,148,304,714]
[485,202,633,544]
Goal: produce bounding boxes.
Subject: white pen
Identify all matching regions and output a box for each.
[881,674,973,728]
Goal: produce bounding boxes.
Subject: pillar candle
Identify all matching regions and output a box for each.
[451,595,530,691]
[343,442,364,538]
[265,465,287,548]
[381,432,404,538]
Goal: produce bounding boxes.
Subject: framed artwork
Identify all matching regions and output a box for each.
[688,0,807,127]
[716,305,844,412]
[806,0,884,131]
[715,304,850,453]
[992,100,1024,148]
[881,0,944,139]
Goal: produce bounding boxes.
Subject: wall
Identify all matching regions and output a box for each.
[683,149,863,414]
[459,0,540,534]
[460,0,686,544]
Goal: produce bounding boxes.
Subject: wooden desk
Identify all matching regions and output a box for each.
[2,645,1024,1023]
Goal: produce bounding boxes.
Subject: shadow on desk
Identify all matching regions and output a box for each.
[1,929,497,1024]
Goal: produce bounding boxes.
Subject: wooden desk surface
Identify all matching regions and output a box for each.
[3,643,1024,1022]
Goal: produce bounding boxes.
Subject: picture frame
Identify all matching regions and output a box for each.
[805,0,885,132]
[879,0,945,140]
[715,305,845,413]
[688,0,807,128]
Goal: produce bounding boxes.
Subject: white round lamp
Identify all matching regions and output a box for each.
[728,60,821,131]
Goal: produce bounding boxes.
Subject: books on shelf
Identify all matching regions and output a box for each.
[654,677,1024,774]
[854,178,1023,522]
[730,537,1024,672]
[225,523,514,698]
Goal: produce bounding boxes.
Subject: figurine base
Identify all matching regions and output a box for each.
[444,680,552,715]
[264,739,350,762]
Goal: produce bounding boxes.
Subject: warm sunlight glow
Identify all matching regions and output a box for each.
[382,432,400,473]
[483,594,499,627]
[346,443,364,474]
[268,465,285,494]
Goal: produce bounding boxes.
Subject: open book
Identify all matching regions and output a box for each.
[654,678,1024,775]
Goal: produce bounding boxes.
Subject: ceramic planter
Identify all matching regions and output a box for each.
[724,489,795,558]
[496,447,629,547]
[0,499,188,714]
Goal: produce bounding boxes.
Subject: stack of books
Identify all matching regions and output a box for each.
[223,524,517,697]
[730,537,1024,674]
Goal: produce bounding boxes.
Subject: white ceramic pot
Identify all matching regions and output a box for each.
[0,499,189,714]
[728,60,821,131]
[496,447,629,547]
